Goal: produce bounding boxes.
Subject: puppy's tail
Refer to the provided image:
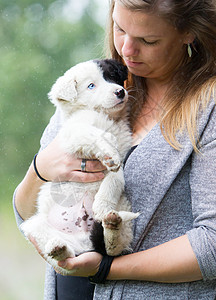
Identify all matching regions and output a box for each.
[90,221,107,255]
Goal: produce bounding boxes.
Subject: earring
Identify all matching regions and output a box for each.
[187,43,192,58]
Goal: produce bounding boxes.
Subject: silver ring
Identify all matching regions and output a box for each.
[81,159,87,172]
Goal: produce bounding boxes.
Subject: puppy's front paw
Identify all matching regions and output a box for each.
[103,210,122,230]
[101,155,121,172]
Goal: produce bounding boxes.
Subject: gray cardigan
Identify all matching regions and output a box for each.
[14,98,216,299]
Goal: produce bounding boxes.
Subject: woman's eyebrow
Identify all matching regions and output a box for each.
[113,17,161,39]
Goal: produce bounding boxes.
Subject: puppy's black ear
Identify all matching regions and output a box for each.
[109,59,128,85]
[94,59,128,87]
[48,70,78,106]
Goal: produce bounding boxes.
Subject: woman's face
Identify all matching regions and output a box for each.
[113,2,190,83]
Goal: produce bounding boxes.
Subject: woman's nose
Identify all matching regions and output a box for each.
[122,36,139,57]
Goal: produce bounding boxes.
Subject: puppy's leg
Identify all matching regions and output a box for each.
[21,215,75,259]
[92,168,125,221]
[102,210,123,256]
[61,124,121,171]
[93,131,121,171]
[103,209,139,256]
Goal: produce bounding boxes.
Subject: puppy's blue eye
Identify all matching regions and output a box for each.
[88,83,96,90]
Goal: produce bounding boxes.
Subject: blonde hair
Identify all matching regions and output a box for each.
[106,0,216,150]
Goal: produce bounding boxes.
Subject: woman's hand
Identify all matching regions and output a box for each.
[58,252,103,277]
[15,133,105,220]
[36,134,105,183]
[30,236,102,277]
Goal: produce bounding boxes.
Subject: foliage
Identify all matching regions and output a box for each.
[0,0,105,205]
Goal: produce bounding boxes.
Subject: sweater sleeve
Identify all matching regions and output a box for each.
[187,105,216,281]
[13,108,63,228]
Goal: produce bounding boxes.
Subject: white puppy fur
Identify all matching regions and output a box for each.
[21,59,139,275]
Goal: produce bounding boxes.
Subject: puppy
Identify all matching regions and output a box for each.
[21,59,139,275]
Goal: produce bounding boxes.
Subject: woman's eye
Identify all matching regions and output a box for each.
[88,83,96,90]
[141,38,159,46]
[114,26,123,33]
[113,23,125,33]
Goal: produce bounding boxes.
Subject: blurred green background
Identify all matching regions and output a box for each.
[0,0,107,298]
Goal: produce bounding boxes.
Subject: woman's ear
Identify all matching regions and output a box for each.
[183,32,196,45]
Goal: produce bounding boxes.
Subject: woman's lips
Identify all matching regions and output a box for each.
[125,59,143,67]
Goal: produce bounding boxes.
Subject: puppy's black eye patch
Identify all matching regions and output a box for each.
[94,59,128,87]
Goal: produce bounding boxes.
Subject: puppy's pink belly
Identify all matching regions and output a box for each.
[47,197,94,234]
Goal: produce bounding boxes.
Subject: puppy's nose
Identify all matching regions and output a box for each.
[114,89,125,99]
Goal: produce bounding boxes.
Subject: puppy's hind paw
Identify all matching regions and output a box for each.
[49,245,67,260]
[103,210,122,230]
[45,239,74,261]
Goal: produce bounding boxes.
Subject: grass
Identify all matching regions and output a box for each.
[0,202,46,300]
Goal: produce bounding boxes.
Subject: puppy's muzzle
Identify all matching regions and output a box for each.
[114,89,125,100]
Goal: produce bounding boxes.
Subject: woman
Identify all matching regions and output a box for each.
[14,0,216,299]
